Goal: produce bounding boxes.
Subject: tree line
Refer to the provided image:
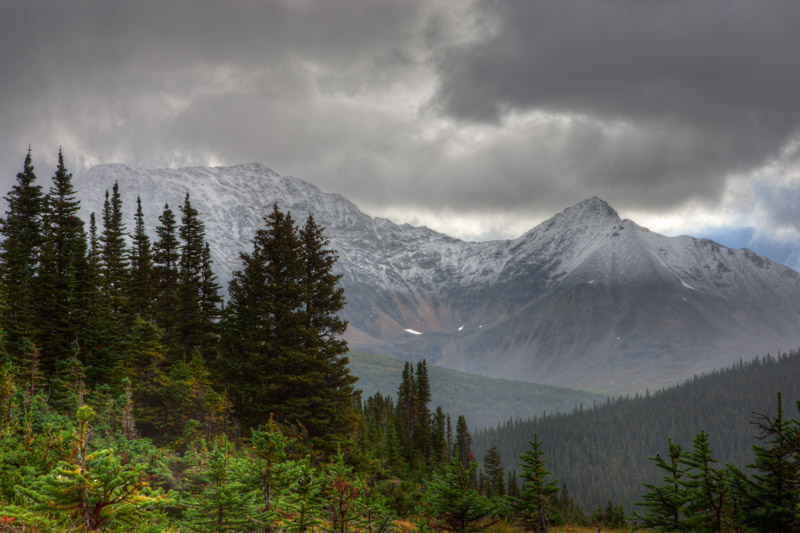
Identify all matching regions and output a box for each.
[474,349,800,517]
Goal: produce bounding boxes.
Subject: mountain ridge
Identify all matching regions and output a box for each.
[73,163,800,393]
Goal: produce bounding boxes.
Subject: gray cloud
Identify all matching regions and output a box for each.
[432,1,800,212]
[3,0,800,247]
[0,0,446,187]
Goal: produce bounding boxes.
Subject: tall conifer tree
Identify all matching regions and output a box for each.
[177,193,205,357]
[456,415,474,468]
[482,446,505,498]
[200,243,222,324]
[99,182,128,314]
[635,437,689,531]
[515,434,560,532]
[35,150,89,377]
[222,204,357,450]
[153,203,180,355]
[0,148,44,354]
[414,360,432,459]
[128,196,154,320]
[731,394,800,531]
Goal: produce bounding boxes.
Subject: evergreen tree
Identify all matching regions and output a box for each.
[297,214,357,447]
[396,362,416,453]
[182,435,254,532]
[11,405,168,531]
[128,195,154,319]
[482,445,505,498]
[246,415,297,530]
[178,192,208,358]
[635,437,690,531]
[99,182,128,314]
[431,406,448,463]
[456,415,474,469]
[85,211,101,317]
[0,149,44,355]
[121,318,171,439]
[323,447,364,533]
[447,413,454,457]
[199,242,222,333]
[507,471,519,499]
[731,393,800,532]
[413,360,432,460]
[681,430,729,532]
[274,455,324,533]
[82,207,127,388]
[35,150,90,376]
[222,204,357,450]
[514,434,560,533]
[425,451,498,533]
[85,188,129,389]
[153,203,180,355]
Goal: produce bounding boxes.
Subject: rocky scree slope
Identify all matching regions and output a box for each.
[74,163,800,393]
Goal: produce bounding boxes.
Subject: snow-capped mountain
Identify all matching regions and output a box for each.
[74,163,800,393]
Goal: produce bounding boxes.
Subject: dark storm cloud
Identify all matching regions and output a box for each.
[432,0,800,212]
[0,0,438,190]
[4,0,800,244]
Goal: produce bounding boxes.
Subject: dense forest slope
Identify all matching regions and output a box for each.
[348,350,606,429]
[75,163,800,392]
[473,350,800,512]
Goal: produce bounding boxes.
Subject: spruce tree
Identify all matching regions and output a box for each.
[84,187,128,389]
[396,362,416,452]
[681,431,728,532]
[514,434,560,533]
[413,360,432,460]
[128,196,154,319]
[731,393,800,531]
[274,455,325,533]
[635,437,689,531]
[0,148,44,355]
[507,471,519,499]
[177,192,207,358]
[99,182,128,314]
[456,415,474,468]
[222,204,357,449]
[153,203,180,355]
[246,415,296,529]
[432,406,448,463]
[199,243,222,330]
[297,214,357,446]
[425,451,498,533]
[182,435,255,532]
[482,445,505,498]
[35,150,90,375]
[323,448,364,533]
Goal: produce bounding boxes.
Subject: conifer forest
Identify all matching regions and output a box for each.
[1,149,800,532]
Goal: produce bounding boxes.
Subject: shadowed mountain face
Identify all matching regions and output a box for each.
[75,163,800,393]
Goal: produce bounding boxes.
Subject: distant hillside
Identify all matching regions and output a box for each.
[474,349,800,513]
[347,350,606,429]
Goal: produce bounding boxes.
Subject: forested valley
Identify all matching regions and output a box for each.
[475,350,800,525]
[1,149,800,532]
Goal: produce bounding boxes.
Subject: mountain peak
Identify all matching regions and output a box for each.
[563,196,620,221]
[219,162,279,176]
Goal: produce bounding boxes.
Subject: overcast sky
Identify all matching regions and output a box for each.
[4,0,800,266]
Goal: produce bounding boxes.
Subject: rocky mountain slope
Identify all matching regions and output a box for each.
[74,163,800,392]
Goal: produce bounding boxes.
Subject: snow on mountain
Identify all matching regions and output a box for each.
[74,163,800,393]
